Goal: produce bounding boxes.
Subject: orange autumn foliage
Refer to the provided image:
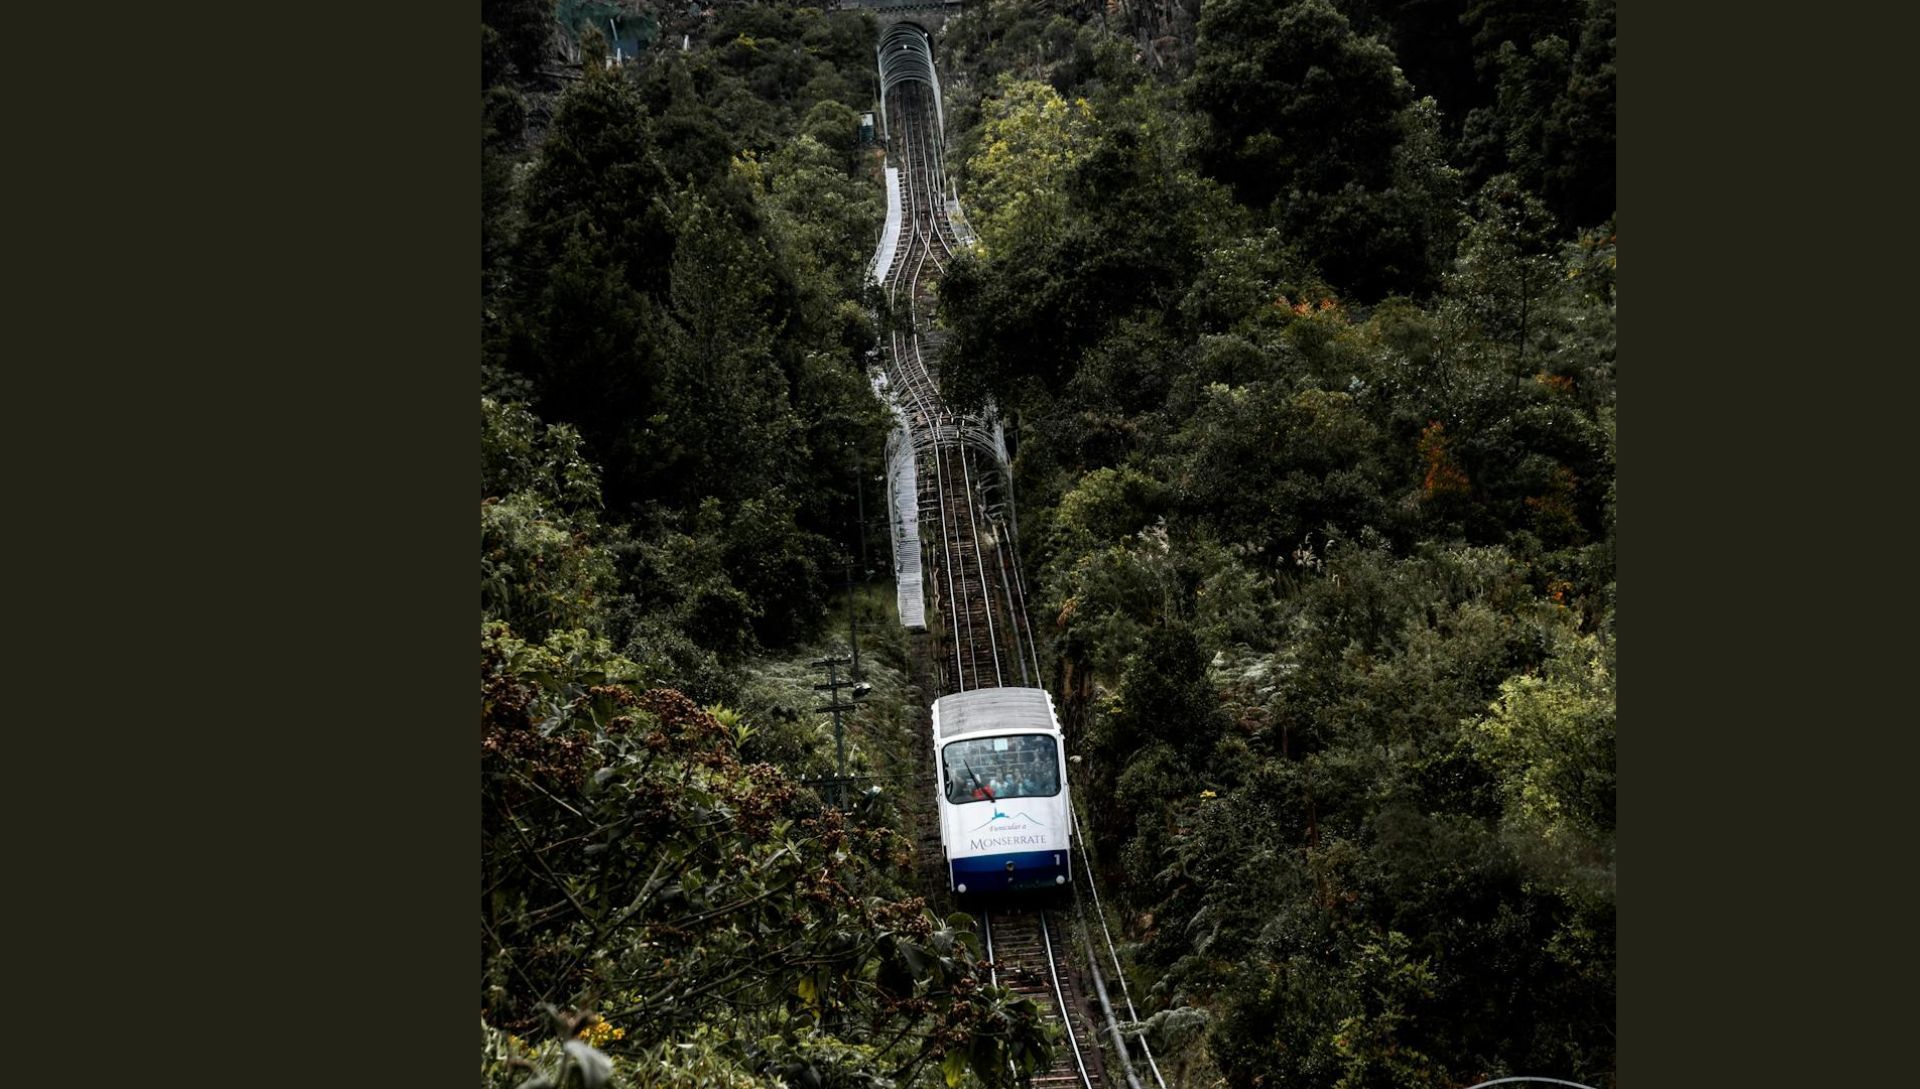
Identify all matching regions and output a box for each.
[1419,421,1470,497]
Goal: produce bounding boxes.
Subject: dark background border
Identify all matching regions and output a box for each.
[1624,5,1903,1088]
[11,2,478,1083]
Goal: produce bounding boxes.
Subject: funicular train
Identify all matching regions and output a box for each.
[931,687,1073,896]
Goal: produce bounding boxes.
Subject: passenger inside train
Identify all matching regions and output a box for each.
[942,734,1059,804]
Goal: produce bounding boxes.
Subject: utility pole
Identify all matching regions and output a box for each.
[810,656,870,808]
[847,445,879,680]
[855,463,869,575]
[845,563,862,681]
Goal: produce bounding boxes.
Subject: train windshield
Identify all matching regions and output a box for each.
[941,734,1060,805]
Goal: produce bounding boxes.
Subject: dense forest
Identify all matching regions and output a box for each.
[480,1,1614,1087]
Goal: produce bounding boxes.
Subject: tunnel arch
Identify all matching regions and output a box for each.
[876,22,943,141]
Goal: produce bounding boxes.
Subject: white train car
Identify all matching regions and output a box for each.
[932,687,1072,895]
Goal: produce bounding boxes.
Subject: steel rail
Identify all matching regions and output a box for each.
[978,441,1044,688]
[909,89,951,269]
[881,46,1030,705]
[888,157,966,690]
[1459,1080,1600,1089]
[994,517,1031,687]
[980,910,1101,1089]
[1077,915,1146,1089]
[982,908,1000,988]
[927,409,967,691]
[888,81,993,692]
[1012,541,1046,688]
[899,340,963,691]
[906,81,957,259]
[919,119,955,261]
[936,444,979,688]
[1069,803,1168,1089]
[993,512,1038,688]
[956,447,1003,687]
[1040,912,1096,1089]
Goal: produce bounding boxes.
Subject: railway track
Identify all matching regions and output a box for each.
[880,78,1039,699]
[982,909,1105,1089]
[875,34,1167,1089]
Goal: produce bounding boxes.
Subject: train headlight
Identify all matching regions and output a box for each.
[1004,861,1016,873]
[1056,875,1066,885]
[956,883,967,894]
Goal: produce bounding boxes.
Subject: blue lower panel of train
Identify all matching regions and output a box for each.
[950,849,1069,893]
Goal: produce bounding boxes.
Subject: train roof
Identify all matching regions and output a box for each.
[931,687,1058,741]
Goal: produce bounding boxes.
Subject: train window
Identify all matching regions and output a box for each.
[941,734,1060,804]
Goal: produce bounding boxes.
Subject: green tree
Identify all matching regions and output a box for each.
[941,81,1233,412]
[1359,0,1491,139]
[1458,35,1568,196]
[1189,0,1454,297]
[1542,0,1615,228]
[963,78,1097,256]
[1462,0,1584,75]
[1278,95,1464,300]
[1174,383,1392,563]
[1191,0,1409,206]
[480,399,620,642]
[498,68,677,509]
[1180,228,1330,337]
[1467,628,1615,879]
[1085,623,1231,880]
[512,224,664,508]
[1329,932,1442,1089]
[481,397,603,511]
[653,190,800,506]
[483,87,529,382]
[482,0,556,86]
[1456,0,1613,232]
[1443,174,1560,368]
[516,67,674,299]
